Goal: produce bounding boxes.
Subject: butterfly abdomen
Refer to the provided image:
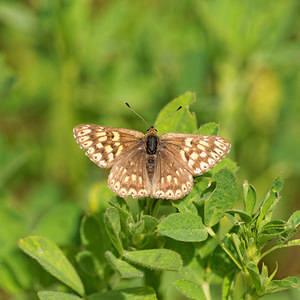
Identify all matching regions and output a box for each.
[146,154,156,183]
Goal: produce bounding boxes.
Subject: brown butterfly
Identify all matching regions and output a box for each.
[73,104,231,200]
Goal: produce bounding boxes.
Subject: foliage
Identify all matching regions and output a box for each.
[17,95,300,300]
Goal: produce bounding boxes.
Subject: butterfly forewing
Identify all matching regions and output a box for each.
[73,124,144,168]
[160,133,231,176]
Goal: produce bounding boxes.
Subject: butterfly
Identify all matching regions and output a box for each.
[73,105,231,200]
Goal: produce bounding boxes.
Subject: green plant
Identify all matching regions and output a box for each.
[19,93,300,300]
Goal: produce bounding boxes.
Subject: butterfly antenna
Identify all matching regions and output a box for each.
[125,102,150,127]
[154,105,183,128]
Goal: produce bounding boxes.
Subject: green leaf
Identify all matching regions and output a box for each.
[271,176,284,192]
[257,177,283,229]
[33,202,81,245]
[76,251,100,277]
[228,233,247,263]
[197,238,218,259]
[207,158,238,175]
[171,196,198,215]
[165,238,195,266]
[0,250,33,292]
[243,182,256,215]
[157,213,208,242]
[38,291,84,300]
[124,249,182,271]
[194,122,219,135]
[19,236,84,295]
[288,210,300,228]
[173,279,206,300]
[261,263,268,285]
[180,255,205,284]
[268,276,298,293]
[257,219,286,245]
[105,251,144,279]
[109,197,131,218]
[80,214,111,263]
[154,92,197,134]
[104,207,123,255]
[141,215,158,233]
[226,209,252,224]
[286,239,300,247]
[204,169,238,227]
[89,287,157,300]
[246,262,263,293]
[267,262,278,283]
[0,206,26,256]
[222,271,235,300]
[184,176,211,203]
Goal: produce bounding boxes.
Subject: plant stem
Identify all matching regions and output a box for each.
[260,244,286,260]
[152,199,162,217]
[144,269,163,299]
[206,227,243,270]
[202,282,212,300]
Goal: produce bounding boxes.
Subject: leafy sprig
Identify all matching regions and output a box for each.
[19,93,299,300]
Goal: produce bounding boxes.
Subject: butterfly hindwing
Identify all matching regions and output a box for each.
[73,124,144,168]
[108,146,151,198]
[152,148,194,200]
[160,133,231,175]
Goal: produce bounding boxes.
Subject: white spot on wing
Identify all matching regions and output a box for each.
[215,148,224,156]
[108,153,114,162]
[105,145,113,153]
[77,129,91,136]
[167,175,172,183]
[197,144,205,151]
[200,152,207,157]
[92,153,102,161]
[188,160,194,167]
[215,141,227,150]
[185,138,193,147]
[98,136,107,142]
[200,162,209,170]
[112,131,120,141]
[95,132,106,137]
[211,152,219,160]
[208,158,215,165]
[199,140,209,147]
[82,141,93,148]
[79,136,90,142]
[191,152,198,160]
[180,150,187,161]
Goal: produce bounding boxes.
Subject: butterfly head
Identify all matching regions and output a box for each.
[146,126,158,135]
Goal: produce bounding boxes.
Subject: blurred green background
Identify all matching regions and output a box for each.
[0,0,299,299]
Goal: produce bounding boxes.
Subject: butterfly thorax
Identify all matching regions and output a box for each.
[145,126,159,155]
[145,126,159,182]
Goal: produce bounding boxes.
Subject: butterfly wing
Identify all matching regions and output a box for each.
[160,132,231,176]
[151,147,194,200]
[73,124,144,168]
[108,146,151,198]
